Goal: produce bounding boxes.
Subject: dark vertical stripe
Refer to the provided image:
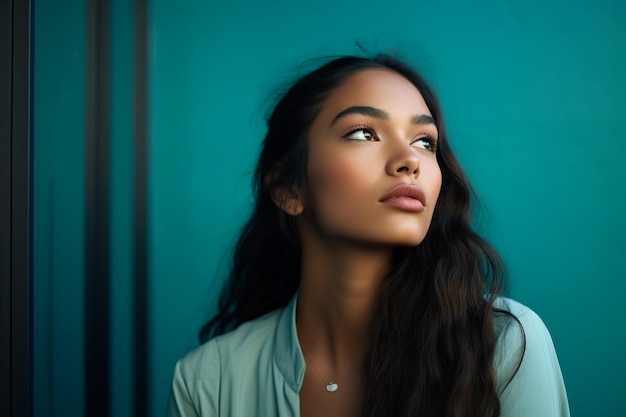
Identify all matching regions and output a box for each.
[11,1,32,415]
[134,0,148,415]
[85,0,111,415]
[0,0,14,409]
[0,0,32,416]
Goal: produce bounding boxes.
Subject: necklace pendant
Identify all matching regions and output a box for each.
[326,382,339,392]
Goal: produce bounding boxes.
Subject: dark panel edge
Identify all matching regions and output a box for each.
[8,0,33,416]
[0,0,14,412]
[85,0,111,415]
[134,0,148,415]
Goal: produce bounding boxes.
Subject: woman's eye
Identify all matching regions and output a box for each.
[345,128,376,141]
[412,136,436,152]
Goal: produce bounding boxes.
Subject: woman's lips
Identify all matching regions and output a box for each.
[379,184,426,212]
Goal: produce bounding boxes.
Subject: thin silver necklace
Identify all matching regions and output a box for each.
[303,351,339,393]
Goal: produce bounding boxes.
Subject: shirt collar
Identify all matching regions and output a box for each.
[273,293,306,392]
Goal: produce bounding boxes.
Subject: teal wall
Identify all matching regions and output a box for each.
[110,0,136,415]
[32,0,625,416]
[33,0,136,416]
[149,1,625,416]
[33,1,86,415]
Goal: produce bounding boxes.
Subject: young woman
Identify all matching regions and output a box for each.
[168,54,570,417]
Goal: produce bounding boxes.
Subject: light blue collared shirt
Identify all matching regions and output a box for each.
[169,295,570,416]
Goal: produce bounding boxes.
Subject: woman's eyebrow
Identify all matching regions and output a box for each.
[331,106,389,126]
[331,105,435,126]
[411,114,435,126]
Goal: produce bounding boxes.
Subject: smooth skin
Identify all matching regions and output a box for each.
[273,69,442,417]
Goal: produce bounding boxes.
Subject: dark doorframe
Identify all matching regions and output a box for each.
[85,0,112,415]
[0,0,32,416]
[134,0,148,414]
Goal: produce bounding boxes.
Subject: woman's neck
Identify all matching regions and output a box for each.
[296,240,391,376]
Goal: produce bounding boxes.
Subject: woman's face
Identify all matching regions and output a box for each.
[296,69,442,248]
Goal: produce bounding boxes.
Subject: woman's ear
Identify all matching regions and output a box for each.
[271,188,304,216]
[265,166,304,216]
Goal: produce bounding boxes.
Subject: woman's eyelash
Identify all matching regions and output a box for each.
[343,125,378,141]
[413,134,438,152]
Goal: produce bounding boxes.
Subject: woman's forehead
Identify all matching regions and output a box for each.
[314,69,432,126]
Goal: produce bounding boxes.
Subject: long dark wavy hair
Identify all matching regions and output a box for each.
[200,54,511,417]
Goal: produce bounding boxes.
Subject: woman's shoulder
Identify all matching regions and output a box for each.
[490,296,570,416]
[492,296,541,322]
[169,306,289,416]
[491,296,554,373]
[178,306,285,375]
[492,296,557,347]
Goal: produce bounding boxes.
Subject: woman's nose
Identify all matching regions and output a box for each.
[385,141,420,177]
